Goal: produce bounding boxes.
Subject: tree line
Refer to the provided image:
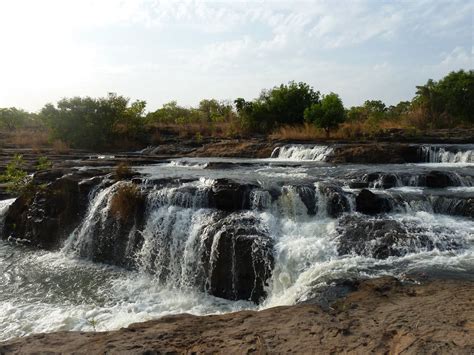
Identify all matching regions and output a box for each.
[1,70,472,149]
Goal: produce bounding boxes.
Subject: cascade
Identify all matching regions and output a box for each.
[419,145,474,163]
[271,145,333,161]
[1,162,473,341]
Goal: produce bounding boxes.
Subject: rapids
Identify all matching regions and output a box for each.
[0,144,473,341]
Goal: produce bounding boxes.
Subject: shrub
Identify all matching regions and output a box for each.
[51,139,70,154]
[109,183,143,221]
[114,162,133,180]
[0,154,32,194]
[36,156,52,171]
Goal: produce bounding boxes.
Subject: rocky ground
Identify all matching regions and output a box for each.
[0,277,472,354]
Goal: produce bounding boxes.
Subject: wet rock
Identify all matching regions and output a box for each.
[348,181,369,189]
[432,197,474,219]
[204,162,237,170]
[425,171,454,188]
[336,215,463,259]
[84,184,146,268]
[317,183,352,218]
[365,173,398,189]
[296,185,317,215]
[209,179,256,211]
[201,213,274,303]
[33,169,68,184]
[2,176,90,249]
[355,189,391,215]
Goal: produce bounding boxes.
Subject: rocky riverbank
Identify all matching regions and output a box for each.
[0,140,472,353]
[1,276,472,354]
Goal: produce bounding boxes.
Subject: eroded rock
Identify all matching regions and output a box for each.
[336,215,463,259]
[355,189,391,215]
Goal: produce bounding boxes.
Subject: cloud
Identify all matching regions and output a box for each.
[422,46,473,80]
[0,0,472,110]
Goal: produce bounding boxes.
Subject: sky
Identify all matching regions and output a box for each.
[0,0,472,112]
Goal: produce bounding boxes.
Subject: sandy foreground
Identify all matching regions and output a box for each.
[0,277,472,354]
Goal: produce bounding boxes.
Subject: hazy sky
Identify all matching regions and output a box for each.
[0,0,472,112]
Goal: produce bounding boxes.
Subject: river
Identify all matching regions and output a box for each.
[0,143,473,341]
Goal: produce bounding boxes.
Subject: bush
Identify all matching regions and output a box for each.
[36,156,52,171]
[109,183,143,221]
[51,139,70,154]
[114,162,133,179]
[0,154,32,194]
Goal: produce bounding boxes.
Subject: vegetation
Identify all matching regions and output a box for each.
[40,93,147,149]
[304,93,345,137]
[36,156,52,171]
[0,155,54,194]
[0,70,472,148]
[114,162,133,180]
[109,183,143,221]
[0,154,32,193]
[235,81,320,132]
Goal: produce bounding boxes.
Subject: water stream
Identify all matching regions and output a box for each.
[1,144,473,341]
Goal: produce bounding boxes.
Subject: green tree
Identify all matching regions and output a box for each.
[304,93,345,138]
[0,107,31,130]
[235,81,320,132]
[40,93,145,149]
[414,70,474,127]
[146,101,191,124]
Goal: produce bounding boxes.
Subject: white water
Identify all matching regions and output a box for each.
[420,145,474,163]
[271,145,333,161]
[1,158,473,341]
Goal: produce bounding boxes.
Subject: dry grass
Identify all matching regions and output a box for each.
[115,162,133,179]
[109,183,143,221]
[270,119,422,141]
[6,129,50,149]
[51,139,70,154]
[269,123,324,141]
[148,121,245,140]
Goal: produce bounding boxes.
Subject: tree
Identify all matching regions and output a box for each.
[235,81,320,132]
[0,107,31,130]
[304,93,345,138]
[386,101,411,119]
[414,70,474,127]
[40,93,146,149]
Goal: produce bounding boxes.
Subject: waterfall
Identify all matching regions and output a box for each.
[419,145,474,163]
[0,199,15,230]
[1,166,473,340]
[271,145,333,161]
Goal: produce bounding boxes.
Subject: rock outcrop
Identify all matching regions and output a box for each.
[336,215,463,259]
[2,174,97,249]
[355,189,391,215]
[201,214,274,303]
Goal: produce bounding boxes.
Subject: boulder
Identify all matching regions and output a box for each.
[365,173,398,189]
[348,181,369,189]
[209,179,256,211]
[296,185,317,215]
[355,189,391,215]
[317,183,351,218]
[432,197,474,219]
[2,176,93,249]
[82,183,146,268]
[201,213,274,303]
[425,171,454,188]
[336,215,463,259]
